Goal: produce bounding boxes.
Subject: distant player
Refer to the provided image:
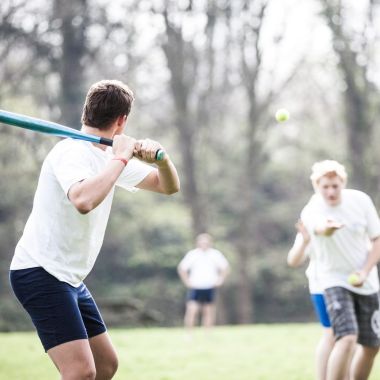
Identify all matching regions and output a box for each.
[10,80,180,380]
[177,233,229,329]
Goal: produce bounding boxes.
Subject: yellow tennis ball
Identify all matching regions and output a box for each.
[275,108,290,122]
[348,273,360,285]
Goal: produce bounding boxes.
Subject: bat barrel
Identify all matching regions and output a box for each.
[0,109,164,160]
[0,109,102,144]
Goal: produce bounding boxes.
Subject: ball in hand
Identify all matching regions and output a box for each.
[275,108,290,122]
[348,273,360,286]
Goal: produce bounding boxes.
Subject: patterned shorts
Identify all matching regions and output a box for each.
[324,287,380,347]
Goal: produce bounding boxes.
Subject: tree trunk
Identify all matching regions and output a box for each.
[322,1,378,195]
[54,0,88,127]
[161,6,209,237]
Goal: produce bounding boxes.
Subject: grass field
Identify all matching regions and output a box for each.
[0,324,379,380]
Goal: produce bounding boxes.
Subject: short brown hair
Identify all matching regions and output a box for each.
[81,80,134,129]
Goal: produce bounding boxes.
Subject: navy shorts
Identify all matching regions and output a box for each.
[10,267,106,352]
[187,288,216,304]
[310,293,331,328]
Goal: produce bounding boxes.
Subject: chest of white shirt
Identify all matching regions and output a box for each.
[318,204,367,236]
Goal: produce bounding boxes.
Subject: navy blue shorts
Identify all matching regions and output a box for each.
[310,293,331,328]
[187,288,216,304]
[10,267,106,352]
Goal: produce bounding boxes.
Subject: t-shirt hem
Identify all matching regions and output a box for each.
[323,283,379,296]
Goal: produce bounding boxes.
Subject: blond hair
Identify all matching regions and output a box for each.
[310,160,347,191]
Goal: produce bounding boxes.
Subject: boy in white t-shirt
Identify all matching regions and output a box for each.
[288,221,350,380]
[9,80,180,380]
[177,233,229,328]
[300,160,380,380]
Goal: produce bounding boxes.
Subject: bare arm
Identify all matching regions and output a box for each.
[136,156,180,194]
[287,221,310,267]
[68,135,136,214]
[216,266,230,287]
[353,236,380,286]
[177,266,191,288]
[287,239,309,267]
[134,139,180,194]
[69,161,128,214]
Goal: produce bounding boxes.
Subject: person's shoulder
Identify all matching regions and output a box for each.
[47,139,94,164]
[48,139,87,156]
[185,249,198,257]
[209,248,225,258]
[181,249,199,263]
[209,249,229,266]
[301,193,319,213]
[308,193,320,204]
[344,189,372,203]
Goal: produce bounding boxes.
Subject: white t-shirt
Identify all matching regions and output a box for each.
[301,189,380,295]
[178,248,229,289]
[10,139,155,287]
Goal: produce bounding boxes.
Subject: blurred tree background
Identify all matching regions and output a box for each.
[1,0,380,330]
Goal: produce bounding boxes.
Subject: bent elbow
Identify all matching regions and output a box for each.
[76,204,92,215]
[165,188,179,195]
[287,257,297,268]
[68,187,94,214]
[77,205,91,215]
[72,198,94,215]
[165,182,180,195]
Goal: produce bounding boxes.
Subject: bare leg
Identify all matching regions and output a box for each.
[344,345,355,380]
[202,303,216,328]
[48,339,96,380]
[89,332,118,380]
[350,345,379,380]
[327,335,357,380]
[184,300,200,328]
[316,327,335,380]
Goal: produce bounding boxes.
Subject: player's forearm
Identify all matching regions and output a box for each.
[178,268,190,287]
[155,156,180,194]
[68,160,125,214]
[219,267,230,284]
[287,242,308,267]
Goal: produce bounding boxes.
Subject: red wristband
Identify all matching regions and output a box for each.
[112,157,128,166]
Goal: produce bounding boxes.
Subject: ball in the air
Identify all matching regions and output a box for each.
[348,273,360,285]
[275,108,290,122]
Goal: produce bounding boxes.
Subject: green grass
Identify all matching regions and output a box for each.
[0,324,379,379]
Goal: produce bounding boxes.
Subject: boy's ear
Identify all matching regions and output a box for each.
[117,114,127,127]
[113,115,127,135]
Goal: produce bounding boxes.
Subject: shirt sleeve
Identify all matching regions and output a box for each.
[178,251,195,272]
[50,144,95,196]
[116,159,156,192]
[213,250,229,270]
[363,194,380,239]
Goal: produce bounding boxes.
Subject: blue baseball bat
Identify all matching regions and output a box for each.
[0,109,165,160]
